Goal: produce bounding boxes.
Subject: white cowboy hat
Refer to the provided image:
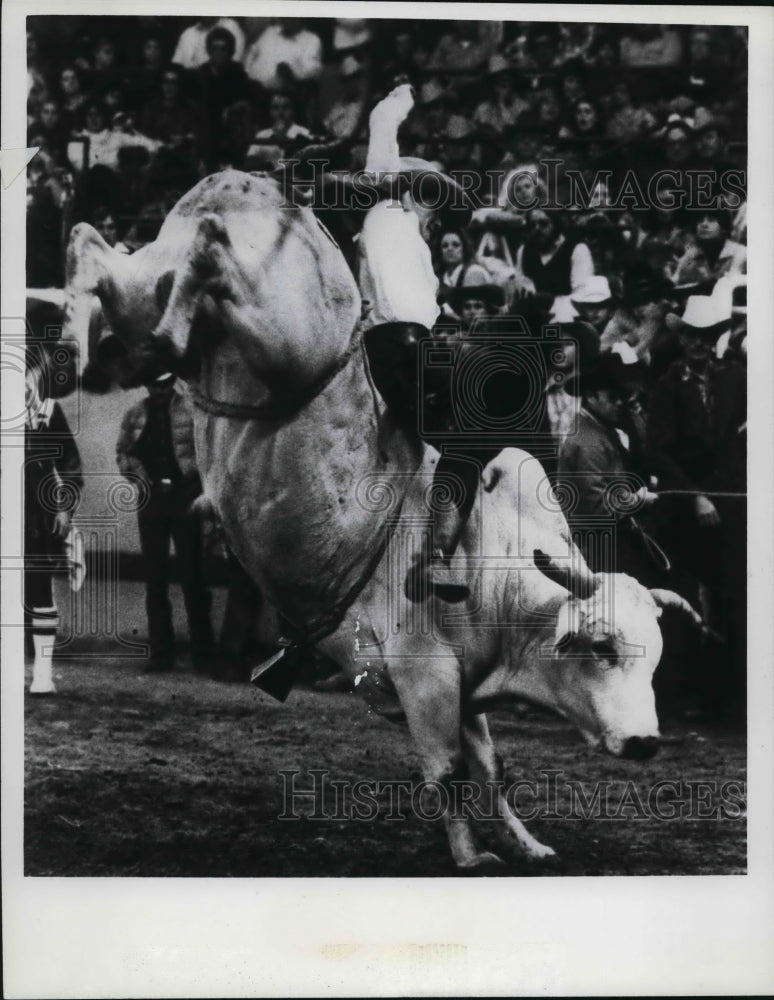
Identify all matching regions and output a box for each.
[571,275,613,305]
[711,274,746,318]
[665,295,732,339]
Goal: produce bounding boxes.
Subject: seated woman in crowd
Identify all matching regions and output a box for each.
[434,228,491,316]
[58,64,89,127]
[672,207,747,286]
[558,97,607,140]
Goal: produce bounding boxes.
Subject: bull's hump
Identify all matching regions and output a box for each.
[170,170,284,219]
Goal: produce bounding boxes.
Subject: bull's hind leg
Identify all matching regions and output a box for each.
[461,713,556,861]
[387,660,503,873]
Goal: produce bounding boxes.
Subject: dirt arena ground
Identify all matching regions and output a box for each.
[22,581,746,878]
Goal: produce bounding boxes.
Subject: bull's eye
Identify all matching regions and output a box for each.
[591,639,619,666]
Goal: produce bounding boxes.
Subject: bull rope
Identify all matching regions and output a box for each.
[188,327,363,422]
[656,490,747,499]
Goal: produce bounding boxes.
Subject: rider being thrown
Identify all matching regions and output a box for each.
[357,84,520,604]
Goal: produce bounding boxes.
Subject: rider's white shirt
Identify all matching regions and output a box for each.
[358,200,439,330]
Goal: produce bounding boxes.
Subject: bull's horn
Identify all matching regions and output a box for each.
[533,549,599,599]
[649,589,723,641]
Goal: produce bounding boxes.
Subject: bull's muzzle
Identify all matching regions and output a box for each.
[619,735,660,761]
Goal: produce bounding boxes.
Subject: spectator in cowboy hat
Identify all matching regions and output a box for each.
[570,275,615,336]
[600,265,675,365]
[648,294,738,517]
[541,319,601,449]
[646,293,746,720]
[556,351,659,578]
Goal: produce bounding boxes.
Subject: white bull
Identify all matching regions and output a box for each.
[63,170,702,871]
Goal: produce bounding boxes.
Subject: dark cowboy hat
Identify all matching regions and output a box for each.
[396,156,474,226]
[665,295,732,340]
[623,267,675,307]
[555,321,601,367]
[447,281,506,312]
[566,351,647,398]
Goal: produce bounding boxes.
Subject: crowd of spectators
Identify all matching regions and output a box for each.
[25,16,748,719]
[27,17,747,287]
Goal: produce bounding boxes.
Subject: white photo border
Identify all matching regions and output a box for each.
[3,2,773,997]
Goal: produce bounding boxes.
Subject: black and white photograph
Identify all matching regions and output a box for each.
[2,2,773,996]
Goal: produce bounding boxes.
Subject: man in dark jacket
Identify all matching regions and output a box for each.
[646,295,745,579]
[194,26,251,171]
[557,352,660,579]
[116,373,214,673]
[646,294,746,719]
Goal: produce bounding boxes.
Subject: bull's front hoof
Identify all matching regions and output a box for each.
[524,842,557,863]
[457,851,508,876]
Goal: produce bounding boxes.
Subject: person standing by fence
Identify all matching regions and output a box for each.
[116,373,214,674]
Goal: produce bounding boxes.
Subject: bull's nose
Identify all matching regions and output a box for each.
[620,736,659,761]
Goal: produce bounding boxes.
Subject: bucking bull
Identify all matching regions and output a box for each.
[64,169,706,872]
